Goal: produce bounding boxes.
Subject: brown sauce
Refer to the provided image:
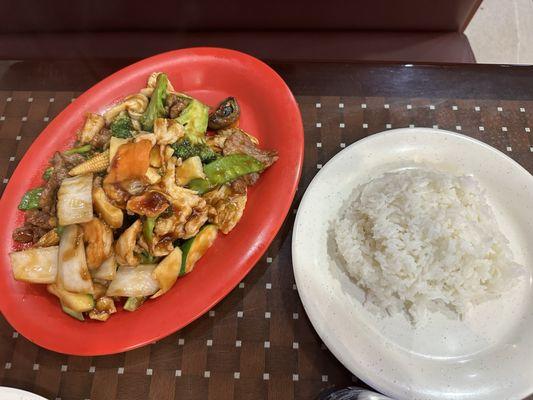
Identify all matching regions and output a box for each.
[127,191,169,217]
[104,140,152,185]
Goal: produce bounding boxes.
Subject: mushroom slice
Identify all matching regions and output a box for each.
[208,97,240,130]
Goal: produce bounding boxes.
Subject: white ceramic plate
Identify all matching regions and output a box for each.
[0,387,47,400]
[293,129,533,400]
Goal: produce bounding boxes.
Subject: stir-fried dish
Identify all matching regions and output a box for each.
[9,72,278,321]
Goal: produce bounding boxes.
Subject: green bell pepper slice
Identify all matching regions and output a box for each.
[143,217,156,245]
[64,144,91,155]
[18,187,43,210]
[42,167,54,180]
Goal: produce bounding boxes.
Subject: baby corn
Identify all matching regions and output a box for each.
[69,150,110,176]
[35,229,60,247]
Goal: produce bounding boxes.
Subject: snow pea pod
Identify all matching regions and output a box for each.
[188,154,264,194]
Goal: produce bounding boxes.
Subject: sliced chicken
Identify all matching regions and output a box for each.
[204,185,247,234]
[82,218,113,270]
[153,118,184,145]
[155,162,208,240]
[78,113,105,144]
[115,219,142,266]
[126,190,170,218]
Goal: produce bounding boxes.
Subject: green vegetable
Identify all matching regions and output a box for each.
[64,144,91,155]
[176,99,209,144]
[171,138,217,163]
[110,111,134,139]
[62,293,94,313]
[48,283,95,312]
[42,167,54,180]
[18,187,43,210]
[124,296,146,312]
[143,217,156,245]
[140,251,156,264]
[198,146,217,163]
[140,73,168,131]
[61,304,84,321]
[56,225,64,236]
[188,154,264,194]
[180,225,218,276]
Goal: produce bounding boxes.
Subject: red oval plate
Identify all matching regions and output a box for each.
[0,48,303,355]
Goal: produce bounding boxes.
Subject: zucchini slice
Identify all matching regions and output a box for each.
[151,247,182,298]
[123,297,146,312]
[180,225,218,276]
[47,284,95,312]
[61,305,85,321]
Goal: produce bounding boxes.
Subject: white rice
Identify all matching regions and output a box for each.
[334,168,525,324]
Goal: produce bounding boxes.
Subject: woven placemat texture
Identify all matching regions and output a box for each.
[0,91,532,400]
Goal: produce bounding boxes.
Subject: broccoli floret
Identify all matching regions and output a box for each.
[197,144,218,163]
[171,138,217,163]
[140,73,168,131]
[176,99,209,144]
[110,111,134,139]
[171,138,194,159]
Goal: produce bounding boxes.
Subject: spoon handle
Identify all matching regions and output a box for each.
[318,387,393,400]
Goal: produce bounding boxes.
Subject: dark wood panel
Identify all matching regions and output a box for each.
[0,59,532,100]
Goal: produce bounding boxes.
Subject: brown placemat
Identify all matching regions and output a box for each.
[0,91,532,400]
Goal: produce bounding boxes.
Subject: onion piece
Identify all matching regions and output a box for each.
[57,174,94,226]
[106,264,159,297]
[9,246,58,283]
[58,224,94,294]
[91,255,117,281]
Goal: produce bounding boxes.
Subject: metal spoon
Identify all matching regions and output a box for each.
[317,387,393,400]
